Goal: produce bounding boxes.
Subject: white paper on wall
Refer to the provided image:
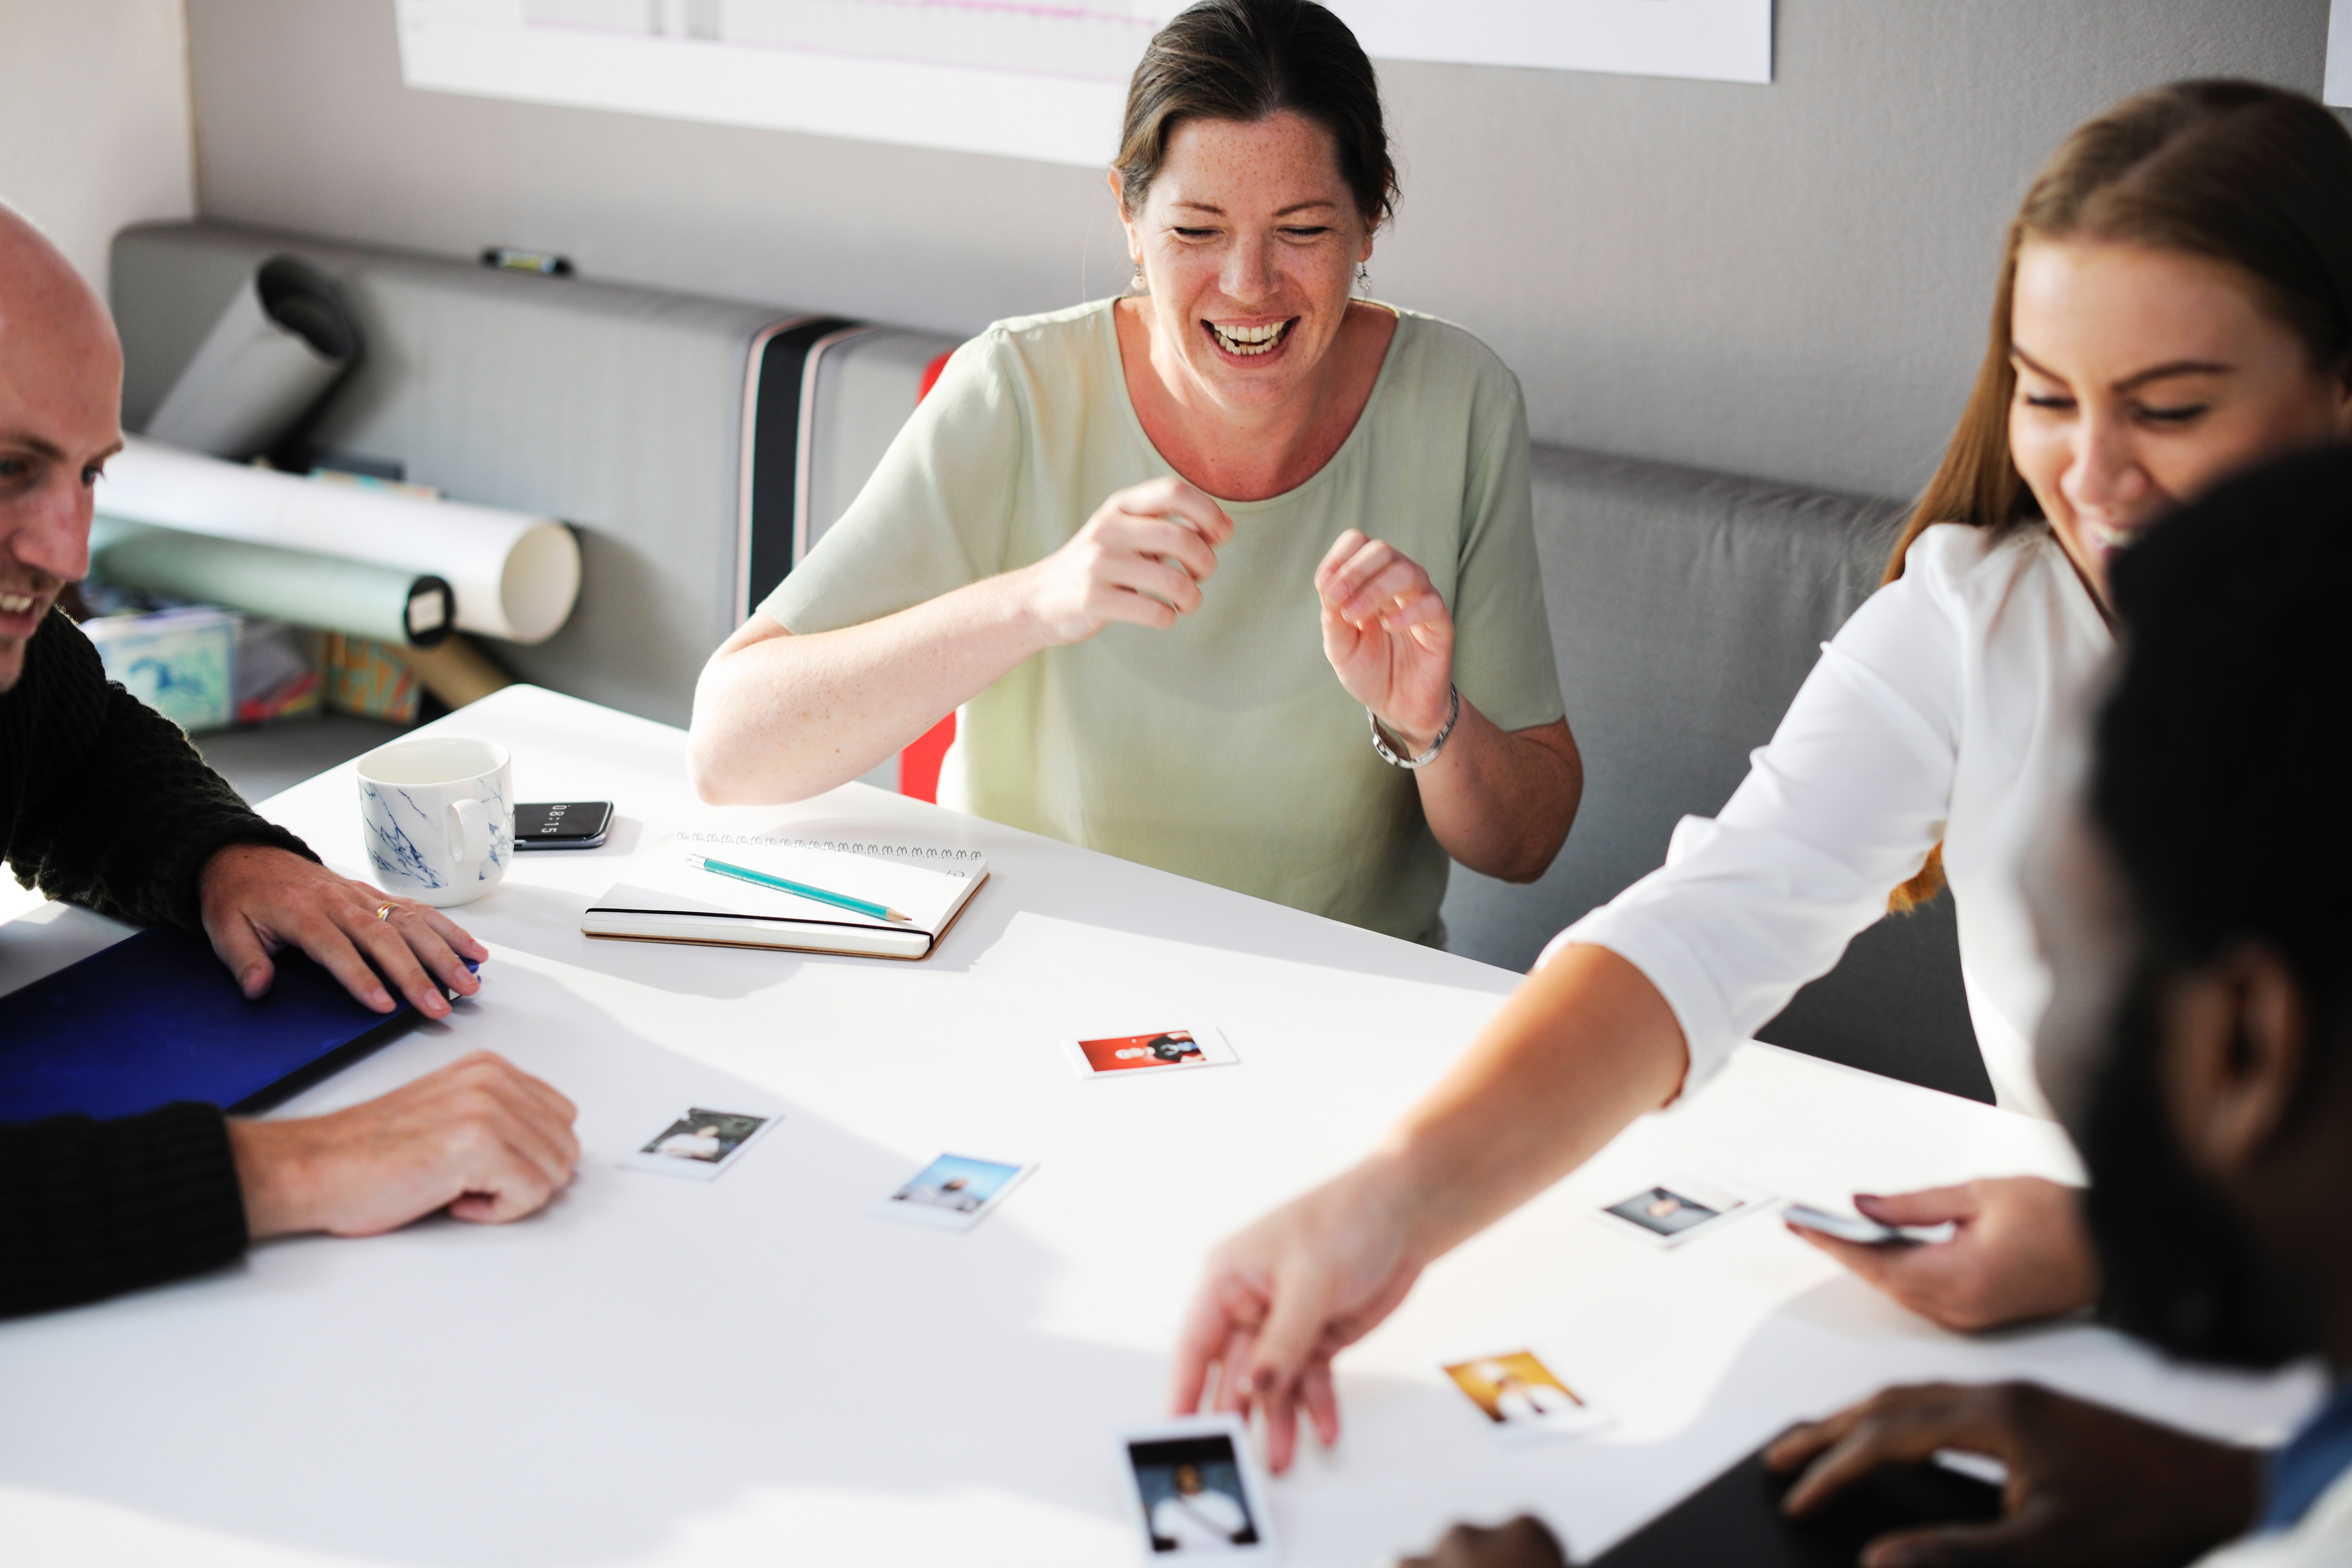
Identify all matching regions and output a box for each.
[1327,0,1770,86]
[2328,0,2352,107]
[395,0,1771,171]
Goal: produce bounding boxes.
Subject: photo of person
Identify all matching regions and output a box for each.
[1082,1029,1203,1072]
[873,1152,1034,1231]
[1068,1027,1238,1076]
[1129,1432,1261,1554]
[1608,1185,1721,1238]
[1443,1352,1601,1436]
[619,1109,777,1181]
[639,1111,766,1163]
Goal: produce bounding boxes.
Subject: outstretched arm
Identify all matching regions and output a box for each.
[689,477,1232,804]
[1173,943,1685,1471]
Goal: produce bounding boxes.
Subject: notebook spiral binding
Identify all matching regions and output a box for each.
[672,831,984,872]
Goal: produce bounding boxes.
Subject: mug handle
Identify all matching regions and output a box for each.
[448,798,492,871]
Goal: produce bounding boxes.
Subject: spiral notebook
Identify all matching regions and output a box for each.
[582,833,988,960]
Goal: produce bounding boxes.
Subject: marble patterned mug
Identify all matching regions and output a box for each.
[356,737,514,906]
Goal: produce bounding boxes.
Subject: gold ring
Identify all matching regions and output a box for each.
[374,902,397,922]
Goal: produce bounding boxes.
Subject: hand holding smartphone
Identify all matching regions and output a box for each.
[1786,1202,1956,1247]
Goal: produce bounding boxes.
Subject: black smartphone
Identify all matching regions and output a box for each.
[513,800,614,850]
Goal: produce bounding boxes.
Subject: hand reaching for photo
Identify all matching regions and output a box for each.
[1316,529,1456,752]
[1171,1158,1426,1474]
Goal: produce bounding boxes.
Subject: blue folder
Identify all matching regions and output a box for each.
[0,925,429,1123]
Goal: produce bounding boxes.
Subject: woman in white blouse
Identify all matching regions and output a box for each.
[1172,80,2352,1473]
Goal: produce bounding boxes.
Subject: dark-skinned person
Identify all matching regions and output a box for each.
[2,200,579,1316]
[1379,412,2352,1568]
[1175,80,2352,1474]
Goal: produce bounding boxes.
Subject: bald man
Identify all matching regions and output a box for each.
[2,202,578,1316]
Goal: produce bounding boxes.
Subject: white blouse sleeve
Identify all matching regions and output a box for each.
[1548,559,1968,1094]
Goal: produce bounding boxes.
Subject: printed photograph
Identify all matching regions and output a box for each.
[1081,1029,1204,1072]
[637,1109,769,1165]
[1443,1351,1591,1428]
[882,1153,1026,1215]
[1607,1184,1721,1237]
[1067,1026,1237,1077]
[1129,1432,1261,1554]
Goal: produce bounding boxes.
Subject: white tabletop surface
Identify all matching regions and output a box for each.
[0,686,2320,1567]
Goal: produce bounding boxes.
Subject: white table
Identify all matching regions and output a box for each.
[0,686,2318,1566]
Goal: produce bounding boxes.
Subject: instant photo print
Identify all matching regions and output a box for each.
[1441,1350,1611,1446]
[1064,1026,1238,1079]
[871,1152,1035,1232]
[618,1109,778,1181]
[1118,1414,1276,1559]
[1591,1172,1773,1249]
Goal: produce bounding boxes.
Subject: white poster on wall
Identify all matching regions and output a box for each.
[1327,0,1769,85]
[396,0,1773,170]
[2328,0,2352,106]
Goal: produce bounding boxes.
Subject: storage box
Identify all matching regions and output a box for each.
[81,606,236,733]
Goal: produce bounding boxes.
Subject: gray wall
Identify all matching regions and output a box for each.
[185,0,2330,499]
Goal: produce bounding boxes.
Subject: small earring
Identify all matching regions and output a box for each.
[1356,263,1370,292]
[1131,260,1148,293]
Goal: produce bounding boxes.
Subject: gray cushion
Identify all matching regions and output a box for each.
[1441,445,1990,1102]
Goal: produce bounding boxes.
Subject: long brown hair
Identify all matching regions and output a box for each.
[1884,79,2352,913]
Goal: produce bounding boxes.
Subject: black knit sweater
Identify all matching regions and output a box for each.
[2,608,318,1316]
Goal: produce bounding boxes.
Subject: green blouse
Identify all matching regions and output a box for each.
[761,298,1563,942]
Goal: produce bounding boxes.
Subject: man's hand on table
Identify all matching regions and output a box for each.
[1766,1381,2259,1568]
[1789,1176,2099,1332]
[1171,1157,1427,1474]
[1399,1516,1567,1568]
[200,843,487,1018]
[229,1051,580,1238]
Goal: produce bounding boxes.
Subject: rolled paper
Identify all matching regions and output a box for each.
[143,256,359,459]
[96,437,581,644]
[92,525,454,648]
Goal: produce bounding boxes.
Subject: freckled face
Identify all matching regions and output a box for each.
[1120,111,1372,413]
[2007,240,2352,605]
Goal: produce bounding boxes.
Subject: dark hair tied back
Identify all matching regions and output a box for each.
[1116,0,1398,228]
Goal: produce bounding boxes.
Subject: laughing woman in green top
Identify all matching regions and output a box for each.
[689,0,1580,944]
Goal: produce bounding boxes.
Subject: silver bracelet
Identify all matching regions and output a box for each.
[1369,685,1461,769]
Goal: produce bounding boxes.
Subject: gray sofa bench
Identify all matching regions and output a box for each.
[1440,446,1988,1102]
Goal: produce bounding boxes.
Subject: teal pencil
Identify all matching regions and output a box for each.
[685,853,911,924]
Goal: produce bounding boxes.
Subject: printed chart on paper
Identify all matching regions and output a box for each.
[395,0,1772,168]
